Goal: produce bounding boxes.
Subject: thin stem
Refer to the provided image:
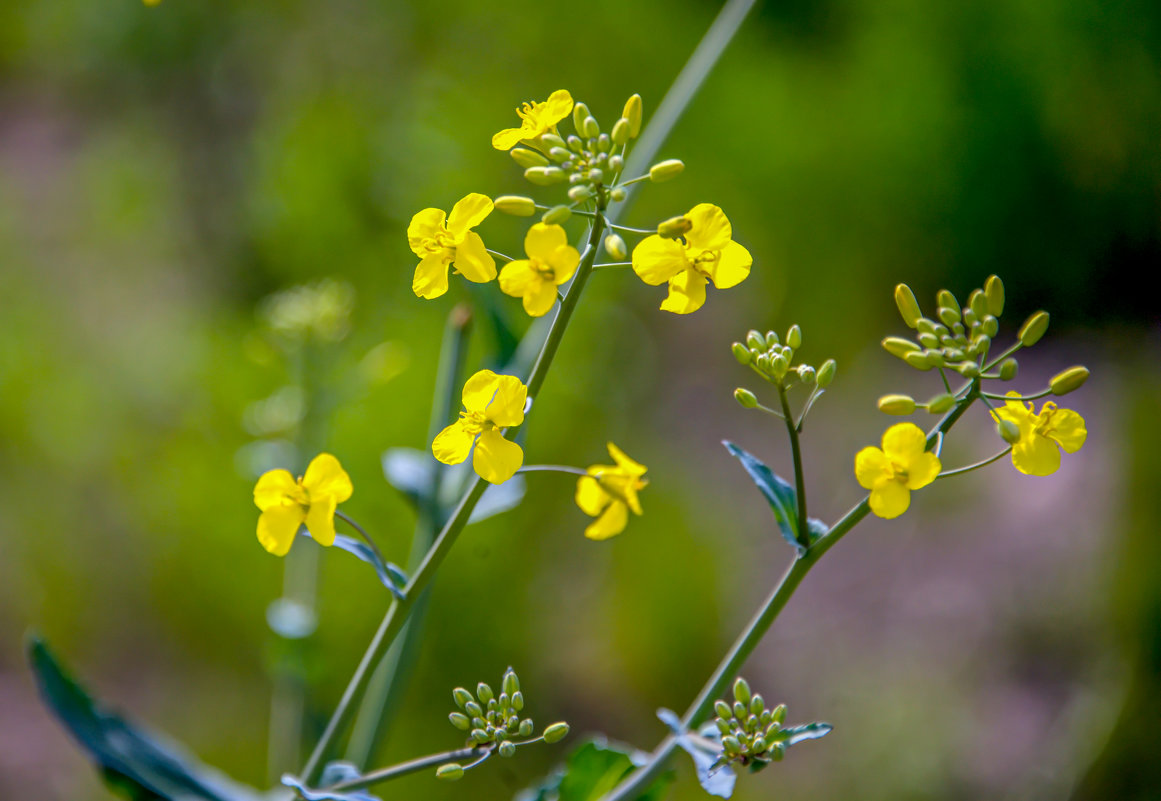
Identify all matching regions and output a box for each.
[594,262,633,269]
[753,402,786,421]
[775,384,809,548]
[937,447,1011,478]
[615,174,652,188]
[983,341,1022,372]
[518,464,589,476]
[334,510,386,568]
[319,746,481,793]
[982,388,1051,401]
[938,367,953,394]
[486,248,515,263]
[607,223,656,235]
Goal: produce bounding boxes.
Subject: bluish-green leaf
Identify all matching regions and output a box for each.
[657,709,736,798]
[772,722,833,746]
[281,762,380,801]
[516,738,672,801]
[384,447,526,524]
[723,441,802,552]
[27,635,262,801]
[382,447,434,507]
[324,533,406,598]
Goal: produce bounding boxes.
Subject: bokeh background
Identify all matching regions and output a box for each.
[2,0,1159,799]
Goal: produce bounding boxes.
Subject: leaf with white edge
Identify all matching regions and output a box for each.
[723,441,802,552]
[657,709,736,799]
[516,738,672,801]
[772,722,833,747]
[281,762,380,801]
[302,531,405,599]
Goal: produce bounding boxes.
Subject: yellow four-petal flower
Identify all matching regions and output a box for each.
[407,193,496,299]
[992,392,1086,476]
[631,204,752,314]
[253,453,353,556]
[433,369,528,484]
[575,443,648,540]
[498,223,580,317]
[855,423,941,519]
[491,90,574,151]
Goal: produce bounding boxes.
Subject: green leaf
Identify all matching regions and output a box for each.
[26,635,262,801]
[722,442,802,552]
[772,722,833,746]
[320,533,406,599]
[517,738,673,801]
[656,709,736,798]
[281,762,380,801]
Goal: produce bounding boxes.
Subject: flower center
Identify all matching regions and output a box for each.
[1033,402,1060,440]
[516,101,541,123]
[886,459,909,483]
[459,409,493,436]
[285,480,311,508]
[688,247,719,277]
[421,226,458,257]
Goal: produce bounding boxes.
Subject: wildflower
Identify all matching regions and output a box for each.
[574,443,648,540]
[631,204,752,314]
[253,453,353,556]
[991,392,1086,476]
[498,223,580,316]
[855,423,941,519]
[492,90,574,151]
[433,370,527,484]
[408,194,496,299]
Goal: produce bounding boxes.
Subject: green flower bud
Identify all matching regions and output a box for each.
[745,329,764,350]
[894,284,923,328]
[769,743,786,762]
[772,704,787,724]
[578,115,597,139]
[716,718,732,735]
[878,394,917,415]
[731,342,751,365]
[449,712,471,730]
[985,275,1005,316]
[944,348,965,362]
[649,159,685,182]
[611,118,630,146]
[470,728,490,744]
[925,348,946,368]
[999,358,1018,381]
[797,364,816,383]
[658,215,692,238]
[512,691,524,711]
[715,700,733,720]
[771,355,788,376]
[572,102,590,135]
[938,305,961,327]
[586,168,603,184]
[745,714,760,733]
[926,393,955,414]
[546,146,570,163]
[543,722,570,744]
[596,133,611,153]
[734,388,759,408]
[752,737,767,753]
[511,147,549,169]
[916,318,937,335]
[623,94,643,138]
[982,315,999,338]
[1050,366,1089,396]
[566,135,584,153]
[476,683,494,703]
[464,700,483,718]
[486,698,498,713]
[903,351,933,370]
[518,718,534,737]
[786,325,802,350]
[722,735,742,755]
[755,353,772,373]
[524,166,567,186]
[733,677,751,704]
[502,669,520,696]
[453,687,474,709]
[963,308,978,328]
[436,763,464,781]
[607,155,623,173]
[493,195,537,216]
[499,741,516,758]
[969,289,987,319]
[1018,311,1050,346]
[568,185,593,202]
[604,233,627,260]
[472,716,487,729]
[882,336,920,358]
[816,359,837,388]
[730,701,744,720]
[609,187,627,202]
[540,133,566,150]
[918,332,939,349]
[750,694,765,715]
[957,362,981,379]
[996,418,1021,444]
[937,289,959,313]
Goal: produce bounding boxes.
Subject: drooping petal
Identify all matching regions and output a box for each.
[492,126,530,151]
[548,245,580,285]
[854,447,889,490]
[498,260,540,298]
[585,501,628,540]
[302,453,353,503]
[540,90,574,126]
[446,193,494,238]
[683,204,732,252]
[575,475,611,516]
[257,504,305,556]
[304,494,338,547]
[608,442,646,476]
[473,429,523,484]
[1012,435,1061,476]
[905,452,942,490]
[659,268,708,314]
[484,374,527,427]
[452,232,497,283]
[616,476,644,515]
[254,469,297,510]
[406,208,447,255]
[632,236,688,285]
[882,422,928,461]
[413,253,450,299]
[522,280,557,317]
[1048,408,1087,453]
[869,479,911,519]
[462,369,502,412]
[524,222,569,261]
[433,423,475,465]
[706,240,752,289]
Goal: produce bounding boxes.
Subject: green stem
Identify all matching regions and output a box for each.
[982,388,1050,401]
[775,384,810,548]
[937,447,1011,478]
[334,510,386,569]
[319,746,482,793]
[598,390,978,801]
[518,464,589,476]
[983,341,1022,372]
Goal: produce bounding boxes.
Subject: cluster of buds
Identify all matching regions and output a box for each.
[438,668,569,780]
[259,278,354,343]
[711,678,791,770]
[732,326,835,388]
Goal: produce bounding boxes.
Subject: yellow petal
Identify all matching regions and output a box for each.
[881,422,927,461]
[585,501,628,540]
[462,369,502,412]
[257,504,305,556]
[549,245,580,285]
[869,479,911,519]
[433,423,474,465]
[541,89,574,126]
[706,240,752,289]
[302,453,353,503]
[446,193,493,238]
[1012,435,1061,476]
[407,208,447,255]
[575,475,610,516]
[607,442,646,476]
[1048,408,1087,453]
[660,269,707,314]
[522,280,557,317]
[452,232,497,283]
[498,260,539,298]
[492,126,528,151]
[854,446,889,490]
[473,429,523,484]
[905,452,941,490]
[524,222,569,261]
[304,495,338,546]
[632,235,687,285]
[683,203,732,252]
[484,374,527,427]
[254,469,297,510]
[413,253,450,299]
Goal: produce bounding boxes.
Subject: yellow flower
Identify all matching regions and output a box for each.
[253,453,353,556]
[433,369,528,484]
[855,423,941,519]
[574,443,648,540]
[631,204,752,314]
[498,223,580,317]
[991,392,1086,476]
[491,90,574,151]
[407,193,496,299]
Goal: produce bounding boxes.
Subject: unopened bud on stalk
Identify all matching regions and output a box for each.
[903,351,933,370]
[1050,366,1089,396]
[511,148,549,169]
[542,205,571,225]
[786,325,802,350]
[623,94,643,137]
[566,135,584,153]
[733,678,752,705]
[996,419,1021,444]
[608,154,624,172]
[982,315,999,337]
[611,118,630,146]
[568,185,593,202]
[797,365,816,383]
[969,289,987,319]
[543,722,571,743]
[895,284,923,328]
[999,358,1018,381]
[436,764,464,781]
[449,712,471,730]
[518,718,534,737]
[816,359,837,388]
[985,275,1005,316]
[609,187,627,202]
[731,343,751,364]
[649,159,685,182]
[734,388,759,408]
[658,215,692,238]
[927,393,955,413]
[502,669,520,696]
[715,700,732,719]
[572,103,590,134]
[878,394,916,415]
[452,687,474,709]
[604,233,627,260]
[524,166,567,186]
[1018,311,1050,346]
[882,336,920,358]
[745,330,764,350]
[493,195,536,216]
[499,741,516,758]
[957,362,981,379]
[938,305,961,327]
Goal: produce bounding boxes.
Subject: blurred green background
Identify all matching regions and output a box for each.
[2,0,1159,799]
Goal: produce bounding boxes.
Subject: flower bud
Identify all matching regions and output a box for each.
[999,358,1018,381]
[502,669,520,696]
[733,677,752,705]
[716,718,731,735]
[657,215,692,238]
[772,704,787,724]
[745,330,766,350]
[1018,311,1050,346]
[543,722,570,743]
[916,318,936,335]
[755,353,772,373]
[903,351,933,370]
[572,102,590,135]
[715,700,733,720]
[448,711,471,730]
[878,394,917,415]
[568,185,593,202]
[985,275,1005,316]
[597,234,625,261]
[981,315,999,338]
[595,133,611,153]
[453,687,474,709]
[752,737,767,753]
[1050,366,1089,396]
[936,289,959,313]
[731,342,751,364]
[797,364,816,383]
[545,147,569,164]
[537,205,570,227]
[611,118,630,146]
[470,728,489,744]
[882,336,920,358]
[512,691,524,711]
[957,362,981,378]
[623,94,643,137]
[750,694,765,715]
[477,682,494,702]
[608,154,624,173]
[464,700,483,718]
[493,195,537,216]
[927,393,955,413]
[770,355,788,376]
[609,187,627,202]
[996,418,1021,444]
[499,740,516,758]
[540,133,566,150]
[918,332,940,349]
[578,115,597,138]
[518,718,534,737]
[938,305,961,327]
[816,359,837,388]
[894,284,923,328]
[587,168,605,184]
[786,325,802,350]
[511,147,549,169]
[969,289,987,319]
[649,159,685,182]
[524,166,567,186]
[733,701,746,719]
[436,764,464,781]
[769,743,786,761]
[734,388,758,408]
[722,735,742,755]
[566,135,584,153]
